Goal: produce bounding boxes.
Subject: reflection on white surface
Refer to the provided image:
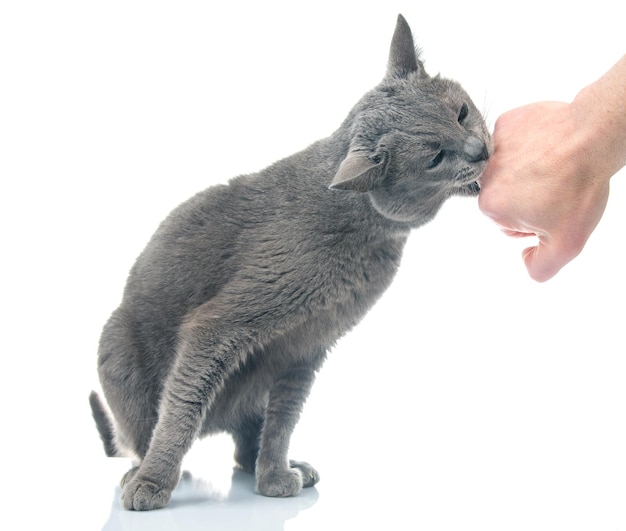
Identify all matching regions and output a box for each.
[102,467,318,531]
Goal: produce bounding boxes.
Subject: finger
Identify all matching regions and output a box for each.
[502,228,536,238]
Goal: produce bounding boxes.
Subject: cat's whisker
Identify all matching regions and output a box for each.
[481,93,495,130]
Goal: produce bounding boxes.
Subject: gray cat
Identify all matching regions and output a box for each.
[90,14,490,511]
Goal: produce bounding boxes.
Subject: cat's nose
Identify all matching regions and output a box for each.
[464,136,489,162]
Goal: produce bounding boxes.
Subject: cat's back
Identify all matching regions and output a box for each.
[123,179,253,309]
[118,144,406,342]
[119,166,317,317]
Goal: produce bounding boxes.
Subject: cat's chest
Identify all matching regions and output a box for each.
[327,235,404,298]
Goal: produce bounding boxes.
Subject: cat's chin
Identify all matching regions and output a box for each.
[455,181,480,197]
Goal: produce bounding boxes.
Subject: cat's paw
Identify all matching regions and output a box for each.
[121,475,172,511]
[289,460,320,488]
[256,467,304,498]
[120,466,139,487]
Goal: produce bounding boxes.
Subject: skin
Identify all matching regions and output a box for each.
[478,55,626,282]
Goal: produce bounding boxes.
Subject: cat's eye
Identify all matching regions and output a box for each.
[428,151,444,168]
[458,102,469,124]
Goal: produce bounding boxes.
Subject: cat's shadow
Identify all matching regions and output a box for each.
[102,468,319,530]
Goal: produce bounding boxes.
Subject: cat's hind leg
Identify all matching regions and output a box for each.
[96,307,161,461]
[120,466,140,487]
[232,415,264,474]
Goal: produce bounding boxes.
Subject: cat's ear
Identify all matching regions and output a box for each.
[329,148,388,192]
[386,14,422,79]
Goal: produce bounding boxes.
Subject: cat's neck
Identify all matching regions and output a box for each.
[287,128,413,239]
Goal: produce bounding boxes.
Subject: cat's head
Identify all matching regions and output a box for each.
[330,14,491,227]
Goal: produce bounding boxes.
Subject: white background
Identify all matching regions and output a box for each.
[1,1,625,529]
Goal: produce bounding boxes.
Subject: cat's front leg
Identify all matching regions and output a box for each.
[120,402,189,511]
[255,362,321,497]
[120,383,201,510]
[121,320,251,510]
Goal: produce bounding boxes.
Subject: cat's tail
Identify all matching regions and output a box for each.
[89,391,119,457]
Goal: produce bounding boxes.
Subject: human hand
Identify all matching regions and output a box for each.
[478,101,610,282]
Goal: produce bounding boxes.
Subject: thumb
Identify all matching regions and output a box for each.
[522,240,569,282]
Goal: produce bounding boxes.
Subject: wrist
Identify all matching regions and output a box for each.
[571,56,626,179]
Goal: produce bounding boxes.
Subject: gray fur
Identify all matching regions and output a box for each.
[90,14,490,511]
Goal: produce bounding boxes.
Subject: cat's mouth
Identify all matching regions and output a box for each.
[454,165,484,196]
[465,181,480,194]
